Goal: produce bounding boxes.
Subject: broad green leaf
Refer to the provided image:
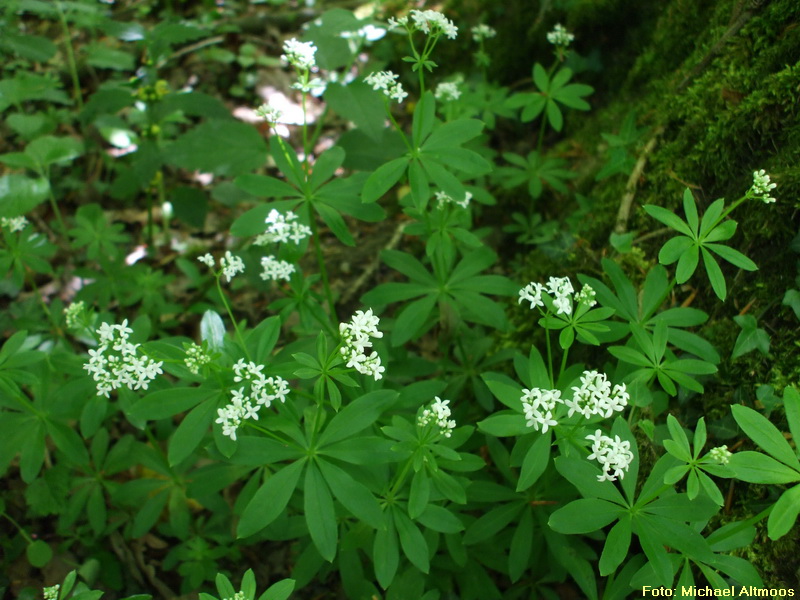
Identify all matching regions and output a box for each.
[318,390,397,446]
[767,484,800,540]
[408,469,430,519]
[706,243,758,271]
[731,315,770,358]
[393,509,429,572]
[130,387,216,421]
[416,505,464,533]
[234,174,298,199]
[391,294,438,346]
[237,460,305,538]
[412,91,436,145]
[548,498,622,534]
[682,188,699,235]
[26,135,84,168]
[675,243,699,283]
[317,459,383,529]
[643,204,693,237]
[26,540,52,568]
[422,119,484,152]
[259,580,295,600]
[304,463,337,561]
[0,174,49,217]
[728,451,800,484]
[168,120,267,177]
[361,157,409,203]
[325,81,387,142]
[373,519,399,589]
[464,501,523,544]
[658,235,693,265]
[168,399,216,465]
[476,412,529,437]
[701,247,727,300]
[731,404,798,468]
[509,508,533,582]
[516,430,552,491]
[599,516,631,575]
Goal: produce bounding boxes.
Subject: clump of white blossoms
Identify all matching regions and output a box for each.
[43,585,60,600]
[255,103,283,124]
[389,9,458,40]
[471,24,496,42]
[256,209,312,245]
[216,359,290,441]
[339,309,385,380]
[519,276,596,316]
[418,396,456,438]
[64,301,86,329]
[750,169,777,204]
[223,593,246,600]
[434,81,461,102]
[566,370,629,419]
[260,255,295,282]
[364,71,408,103]
[197,252,246,282]
[547,23,575,47]
[436,190,472,209]
[521,387,562,433]
[1,216,29,232]
[709,445,732,465]
[281,38,317,70]
[83,320,163,398]
[183,342,212,375]
[586,429,635,482]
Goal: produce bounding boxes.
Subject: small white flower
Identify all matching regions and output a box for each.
[43,585,60,600]
[184,342,212,375]
[340,309,384,380]
[566,370,628,419]
[586,429,634,482]
[364,71,408,104]
[260,209,312,245]
[281,38,317,70]
[519,281,546,309]
[64,301,86,329]
[1,216,29,232]
[418,396,456,437]
[435,81,462,102]
[576,284,597,308]
[709,445,732,465]
[547,23,574,47]
[435,190,472,209]
[255,103,283,123]
[471,24,496,42]
[410,9,458,39]
[220,251,245,282]
[198,253,215,267]
[750,169,777,204]
[260,255,296,282]
[521,388,563,432]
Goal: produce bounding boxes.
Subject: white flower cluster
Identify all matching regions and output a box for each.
[64,301,86,329]
[518,276,597,316]
[260,255,295,282]
[215,359,290,441]
[471,24,496,42]
[709,445,732,465]
[339,309,385,380]
[281,38,317,70]
[184,342,211,375]
[547,23,574,47]
[223,592,246,600]
[83,320,163,398]
[388,10,458,39]
[364,71,408,103]
[255,103,283,124]
[418,396,456,438]
[435,190,472,209]
[566,370,629,419]
[434,81,462,102]
[43,585,60,600]
[256,209,312,245]
[586,429,635,482]
[1,216,29,232]
[521,387,562,433]
[198,252,246,282]
[750,169,777,204]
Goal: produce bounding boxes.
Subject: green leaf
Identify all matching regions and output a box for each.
[682,188,699,235]
[26,135,84,168]
[129,387,215,421]
[767,484,800,540]
[304,463,337,561]
[548,498,622,534]
[361,157,409,203]
[416,505,464,533]
[0,174,50,217]
[325,81,387,142]
[317,390,396,446]
[167,120,267,177]
[408,469,430,519]
[508,508,533,582]
[373,519,399,589]
[731,315,770,358]
[168,399,215,465]
[237,461,305,538]
[392,294,438,345]
[516,431,551,491]
[477,412,529,437]
[317,459,383,529]
[26,540,52,568]
[464,501,523,544]
[702,247,727,301]
[412,91,436,146]
[234,174,298,199]
[393,509,429,572]
[643,204,693,237]
[729,452,800,484]
[731,404,798,468]
[675,243,699,283]
[706,243,758,271]
[259,580,295,600]
[315,201,354,246]
[599,516,631,575]
[422,119,484,152]
[658,235,693,266]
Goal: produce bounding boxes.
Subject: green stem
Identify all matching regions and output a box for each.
[216,275,251,361]
[301,87,310,170]
[558,344,570,383]
[388,455,414,498]
[543,315,555,387]
[245,420,302,450]
[1,512,34,544]
[307,204,336,320]
[44,176,67,236]
[387,107,413,153]
[56,1,83,109]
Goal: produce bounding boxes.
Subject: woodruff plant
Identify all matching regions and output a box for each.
[0,4,794,599]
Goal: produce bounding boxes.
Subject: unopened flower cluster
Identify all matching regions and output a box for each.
[255,209,312,245]
[198,251,245,282]
[434,81,461,102]
[547,23,574,47]
[522,370,628,432]
[519,276,596,316]
[1,216,28,232]
[471,24,496,42]
[184,342,212,375]
[223,592,246,600]
[388,10,458,40]
[43,585,60,600]
[64,301,86,329]
[750,169,777,204]
[260,256,295,282]
[83,320,163,398]
[281,38,317,70]
[255,103,283,124]
[436,190,472,209]
[586,429,634,482]
[339,309,385,380]
[216,360,290,441]
[418,396,456,438]
[709,445,732,465]
[364,71,408,103]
